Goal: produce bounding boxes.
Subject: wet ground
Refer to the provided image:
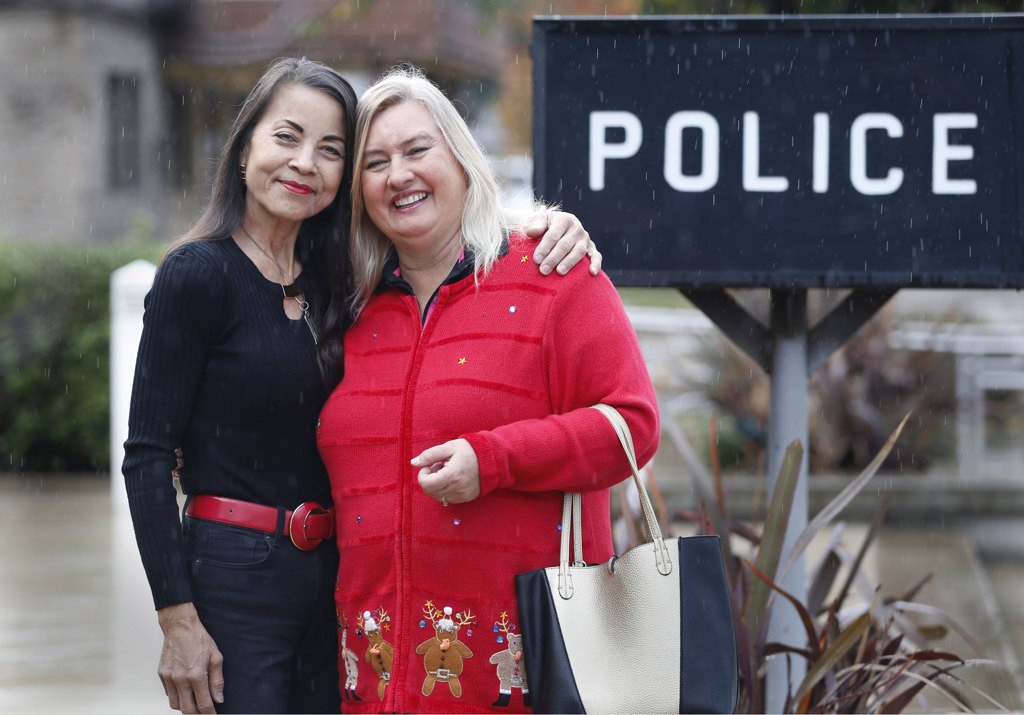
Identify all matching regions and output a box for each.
[0,474,1022,714]
[0,475,171,714]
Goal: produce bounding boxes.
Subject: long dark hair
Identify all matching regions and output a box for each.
[169,56,356,388]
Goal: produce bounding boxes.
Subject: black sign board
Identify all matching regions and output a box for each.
[532,15,1024,288]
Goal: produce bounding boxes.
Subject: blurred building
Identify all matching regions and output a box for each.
[0,0,509,244]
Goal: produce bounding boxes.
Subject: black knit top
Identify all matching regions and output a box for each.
[122,237,330,610]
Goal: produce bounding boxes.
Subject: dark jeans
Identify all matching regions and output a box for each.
[183,514,340,714]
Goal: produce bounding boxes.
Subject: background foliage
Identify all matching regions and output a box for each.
[0,243,161,473]
[695,308,959,474]
[612,423,1011,713]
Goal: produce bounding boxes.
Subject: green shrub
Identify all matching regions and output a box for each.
[0,243,162,473]
[617,416,1010,713]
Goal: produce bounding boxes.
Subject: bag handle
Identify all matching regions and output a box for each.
[557,404,673,599]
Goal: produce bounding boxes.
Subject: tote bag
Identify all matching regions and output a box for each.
[515,404,738,714]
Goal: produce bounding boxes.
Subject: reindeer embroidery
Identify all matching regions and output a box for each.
[338,613,362,702]
[488,611,530,707]
[359,608,394,701]
[415,601,475,698]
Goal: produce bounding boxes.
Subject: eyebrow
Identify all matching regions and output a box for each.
[364,131,436,155]
[281,118,345,145]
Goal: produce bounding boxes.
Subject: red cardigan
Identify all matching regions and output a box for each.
[317,234,659,713]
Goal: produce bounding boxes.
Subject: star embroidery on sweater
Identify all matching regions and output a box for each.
[520,255,529,263]
[458,357,467,365]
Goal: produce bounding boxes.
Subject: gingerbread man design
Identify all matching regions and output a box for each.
[415,603,475,698]
[359,609,394,701]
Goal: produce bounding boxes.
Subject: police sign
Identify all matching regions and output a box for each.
[532,15,1024,288]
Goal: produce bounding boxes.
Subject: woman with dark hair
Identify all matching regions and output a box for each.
[122,57,597,715]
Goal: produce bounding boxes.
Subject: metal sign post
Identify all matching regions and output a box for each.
[533,14,1024,711]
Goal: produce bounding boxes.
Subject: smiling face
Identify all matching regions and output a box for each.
[360,100,468,258]
[240,83,346,231]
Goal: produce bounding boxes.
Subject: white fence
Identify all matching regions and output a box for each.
[108,259,162,708]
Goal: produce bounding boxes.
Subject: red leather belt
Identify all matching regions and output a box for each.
[185,494,335,551]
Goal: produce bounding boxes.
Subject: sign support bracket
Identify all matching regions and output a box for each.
[680,286,896,708]
[681,287,898,376]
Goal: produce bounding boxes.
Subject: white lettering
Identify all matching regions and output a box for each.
[589,111,643,191]
[812,113,829,194]
[743,112,788,192]
[933,113,977,195]
[585,109,979,197]
[850,113,904,195]
[664,111,719,192]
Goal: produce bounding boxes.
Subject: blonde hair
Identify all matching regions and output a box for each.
[349,65,509,318]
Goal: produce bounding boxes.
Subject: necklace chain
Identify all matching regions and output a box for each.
[239,223,297,286]
[239,224,318,344]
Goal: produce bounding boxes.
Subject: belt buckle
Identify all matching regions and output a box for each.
[289,502,329,551]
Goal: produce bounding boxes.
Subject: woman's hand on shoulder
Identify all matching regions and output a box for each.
[522,211,601,276]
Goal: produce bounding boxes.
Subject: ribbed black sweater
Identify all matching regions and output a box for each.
[122,237,330,610]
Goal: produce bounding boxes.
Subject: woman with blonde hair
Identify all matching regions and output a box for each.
[318,65,659,713]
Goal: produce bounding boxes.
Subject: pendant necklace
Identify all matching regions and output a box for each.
[239,225,319,344]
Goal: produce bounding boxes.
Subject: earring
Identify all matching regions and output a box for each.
[240,164,247,181]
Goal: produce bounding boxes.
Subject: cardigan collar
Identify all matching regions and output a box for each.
[380,235,511,296]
